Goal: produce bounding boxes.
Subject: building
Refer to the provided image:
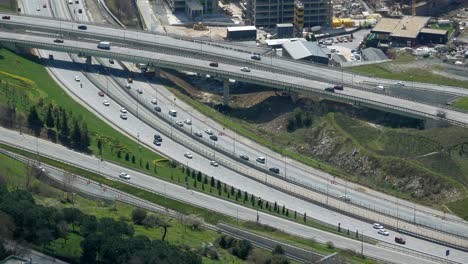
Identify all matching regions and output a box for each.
[282,40,330,64]
[361,47,388,61]
[243,0,331,28]
[226,26,257,40]
[400,0,458,16]
[277,23,294,38]
[166,0,215,16]
[370,16,447,47]
[0,256,32,264]
[330,53,347,67]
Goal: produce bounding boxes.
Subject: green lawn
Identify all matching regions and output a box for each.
[428,23,455,36]
[0,0,16,11]
[452,97,468,111]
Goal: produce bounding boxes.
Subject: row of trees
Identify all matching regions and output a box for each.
[287,108,313,132]
[27,104,90,152]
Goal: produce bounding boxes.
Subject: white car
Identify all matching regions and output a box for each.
[376,85,385,90]
[120,108,127,113]
[184,119,192,125]
[210,160,219,167]
[102,100,110,106]
[74,76,80,81]
[36,7,40,11]
[378,229,389,236]
[194,131,202,137]
[373,223,384,229]
[120,114,127,120]
[175,121,184,127]
[240,67,251,72]
[395,81,405,86]
[137,88,143,94]
[119,172,131,180]
[256,157,266,163]
[184,152,193,159]
[151,99,158,104]
[125,83,131,89]
[204,129,213,135]
[340,195,351,202]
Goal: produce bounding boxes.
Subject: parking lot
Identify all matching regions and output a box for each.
[320,29,371,60]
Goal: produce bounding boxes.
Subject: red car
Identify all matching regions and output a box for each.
[347,36,353,42]
[98,91,105,97]
[337,37,343,42]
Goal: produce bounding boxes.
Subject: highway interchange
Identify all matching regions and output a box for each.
[1,0,468,262]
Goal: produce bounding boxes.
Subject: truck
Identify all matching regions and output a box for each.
[97,41,111,50]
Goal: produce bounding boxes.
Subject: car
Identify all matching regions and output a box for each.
[54,38,64,43]
[169,110,177,117]
[340,194,351,202]
[251,54,261,60]
[240,155,249,161]
[78,9,82,13]
[36,7,40,11]
[43,3,47,8]
[210,160,219,167]
[77,25,87,30]
[324,87,335,93]
[395,236,406,244]
[353,54,361,61]
[151,99,158,104]
[376,85,385,90]
[343,38,348,43]
[378,229,389,236]
[119,172,131,179]
[109,59,114,64]
[154,134,162,141]
[2,15,11,20]
[68,0,73,4]
[333,38,339,43]
[136,88,143,94]
[204,129,213,135]
[48,54,54,60]
[210,135,218,141]
[209,62,218,67]
[194,131,202,137]
[269,167,280,174]
[120,114,127,120]
[75,0,79,3]
[184,152,193,159]
[240,67,251,72]
[153,140,161,146]
[125,83,131,89]
[98,91,105,97]
[175,121,184,127]
[127,77,133,83]
[154,106,161,112]
[102,100,110,106]
[334,85,344,90]
[184,119,192,125]
[338,37,343,42]
[256,157,265,163]
[373,223,384,229]
[120,108,127,113]
[395,81,405,86]
[74,76,80,81]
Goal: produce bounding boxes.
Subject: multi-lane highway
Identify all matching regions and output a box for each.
[6,0,468,261]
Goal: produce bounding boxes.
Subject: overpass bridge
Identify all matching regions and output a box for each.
[1,31,467,127]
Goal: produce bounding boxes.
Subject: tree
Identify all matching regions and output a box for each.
[45,104,54,128]
[192,170,196,179]
[146,161,150,170]
[282,205,285,215]
[285,209,289,217]
[244,191,248,202]
[237,189,241,199]
[125,153,130,161]
[142,214,171,241]
[286,118,296,132]
[272,245,285,255]
[274,202,278,212]
[70,120,82,150]
[186,167,191,177]
[80,122,90,151]
[193,179,197,188]
[59,109,70,145]
[294,211,297,219]
[131,208,147,225]
[303,212,307,223]
[131,155,136,163]
[27,106,43,136]
[197,171,202,182]
[230,186,235,196]
[210,176,215,187]
[223,183,228,193]
[216,180,221,190]
[203,175,208,185]
[233,240,252,260]
[183,214,204,230]
[63,207,82,232]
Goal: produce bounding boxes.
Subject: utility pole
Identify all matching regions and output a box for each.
[361,231,364,258]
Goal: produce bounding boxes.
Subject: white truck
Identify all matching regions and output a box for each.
[97,41,111,50]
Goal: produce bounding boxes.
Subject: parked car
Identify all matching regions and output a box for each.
[210,135,218,141]
[256,157,265,163]
[194,131,202,137]
[120,108,127,113]
[98,91,105,97]
[184,152,193,159]
[184,119,192,125]
[240,67,251,72]
[136,88,143,94]
[373,223,384,229]
[240,155,249,161]
[154,106,161,112]
[109,59,114,64]
[395,236,406,244]
[125,83,131,89]
[154,134,162,142]
[151,99,157,104]
[175,121,183,127]
[78,9,82,13]
[153,140,161,146]
[119,172,130,179]
[49,54,54,60]
[209,62,218,67]
[378,229,389,236]
[204,129,213,135]
[102,100,110,106]
[269,167,280,174]
[120,114,127,120]
[210,160,219,167]
[74,76,80,81]
[340,194,351,202]
[251,54,261,60]
[334,85,344,90]
[77,25,87,30]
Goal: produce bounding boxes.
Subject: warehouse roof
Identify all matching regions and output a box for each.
[265,38,305,46]
[282,40,329,60]
[361,47,388,61]
[277,23,293,28]
[227,26,257,32]
[420,28,448,35]
[372,16,431,39]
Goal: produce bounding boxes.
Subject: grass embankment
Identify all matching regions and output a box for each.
[0,0,16,11]
[104,0,140,28]
[452,97,468,111]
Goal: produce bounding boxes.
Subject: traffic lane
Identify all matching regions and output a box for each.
[0,128,458,264]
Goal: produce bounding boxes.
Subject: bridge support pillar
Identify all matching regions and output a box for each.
[223,79,230,106]
[155,67,161,78]
[86,56,92,65]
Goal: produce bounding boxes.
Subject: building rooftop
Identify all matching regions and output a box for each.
[282,40,329,60]
[265,38,305,46]
[420,28,448,35]
[227,26,257,32]
[277,23,293,28]
[372,16,431,39]
[361,47,388,61]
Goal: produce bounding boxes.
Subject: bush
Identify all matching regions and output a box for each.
[131,208,147,225]
[272,245,285,255]
[326,241,335,249]
[183,214,204,230]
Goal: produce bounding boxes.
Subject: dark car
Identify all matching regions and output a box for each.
[153,139,161,146]
[210,135,218,141]
[2,16,11,20]
[240,155,249,161]
[77,25,87,30]
[324,87,335,93]
[251,54,261,60]
[48,54,54,60]
[269,167,280,174]
[154,106,161,112]
[333,85,343,90]
[154,134,162,142]
[209,62,218,67]
[78,9,83,13]
[54,38,64,43]
[395,237,406,244]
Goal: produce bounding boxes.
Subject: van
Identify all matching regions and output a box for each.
[169,110,177,117]
[256,157,265,163]
[97,41,111,50]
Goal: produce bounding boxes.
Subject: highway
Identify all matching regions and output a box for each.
[9,0,468,259]
[0,127,465,264]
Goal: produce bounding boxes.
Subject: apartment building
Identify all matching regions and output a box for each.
[243,0,331,28]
